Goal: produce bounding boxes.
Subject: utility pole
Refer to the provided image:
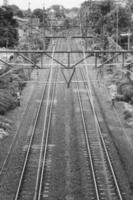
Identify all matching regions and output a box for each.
[27,1,32,79]
[43,2,46,50]
[115,6,119,52]
[79,10,83,36]
[28,1,32,53]
[128,28,131,51]
[114,0,120,48]
[115,0,119,63]
[127,1,132,51]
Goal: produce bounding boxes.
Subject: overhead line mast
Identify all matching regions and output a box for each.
[43,1,46,50]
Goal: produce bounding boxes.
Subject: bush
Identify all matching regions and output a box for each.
[124,110,132,120]
[0,89,17,114]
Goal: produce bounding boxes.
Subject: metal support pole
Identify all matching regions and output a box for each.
[43,5,46,50]
[67,51,71,88]
[116,6,119,63]
[41,53,43,69]
[95,53,97,69]
[28,19,32,61]
[67,68,76,88]
[68,51,70,68]
[122,52,125,68]
[128,28,130,51]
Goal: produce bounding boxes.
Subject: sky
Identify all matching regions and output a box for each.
[0,0,85,10]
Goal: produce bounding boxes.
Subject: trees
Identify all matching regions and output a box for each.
[63,18,71,29]
[33,9,43,22]
[118,7,131,31]
[9,5,24,18]
[49,5,65,19]
[0,6,19,48]
[80,0,132,42]
[32,8,49,28]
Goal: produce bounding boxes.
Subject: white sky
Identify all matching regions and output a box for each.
[0,0,85,10]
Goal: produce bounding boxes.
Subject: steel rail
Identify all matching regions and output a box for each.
[81,33,123,197]
[36,38,66,199]
[33,42,57,200]
[37,62,58,200]
[70,40,100,199]
[0,56,53,180]
[14,71,48,200]
[36,38,63,200]
[14,41,58,200]
[75,71,100,200]
[81,65,124,200]
[14,57,54,200]
[81,43,123,200]
[73,38,123,199]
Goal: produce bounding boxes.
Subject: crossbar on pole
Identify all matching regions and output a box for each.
[0,50,133,54]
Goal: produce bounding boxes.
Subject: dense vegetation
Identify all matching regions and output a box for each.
[80,0,133,48]
[0,4,79,49]
[0,1,133,119]
[0,6,19,48]
[0,3,79,116]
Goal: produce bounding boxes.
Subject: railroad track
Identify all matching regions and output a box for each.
[0,60,51,181]
[75,72,123,200]
[0,31,132,200]
[0,38,61,199]
[0,39,59,181]
[14,39,61,200]
[0,36,70,200]
[15,50,58,200]
[69,38,129,199]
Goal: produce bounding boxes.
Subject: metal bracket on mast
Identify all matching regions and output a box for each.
[0,58,13,68]
[18,53,41,69]
[0,48,131,86]
[67,67,76,88]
